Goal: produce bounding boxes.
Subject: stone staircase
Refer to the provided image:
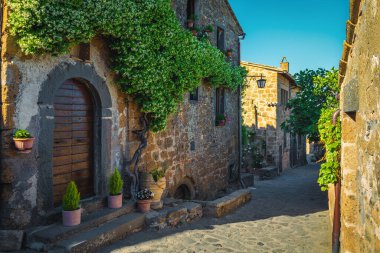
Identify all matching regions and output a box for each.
[25,201,145,253]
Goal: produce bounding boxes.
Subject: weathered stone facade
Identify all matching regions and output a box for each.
[339,0,380,252]
[0,0,244,233]
[241,61,306,171]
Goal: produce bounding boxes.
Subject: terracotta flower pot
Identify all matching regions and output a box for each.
[62,208,81,227]
[226,51,232,58]
[13,137,35,152]
[136,199,151,213]
[108,193,122,209]
[150,178,166,209]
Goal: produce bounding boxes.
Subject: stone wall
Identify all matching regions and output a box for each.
[339,0,380,251]
[132,0,242,200]
[0,0,243,230]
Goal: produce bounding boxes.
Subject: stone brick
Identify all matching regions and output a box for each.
[166,206,188,227]
[0,230,24,251]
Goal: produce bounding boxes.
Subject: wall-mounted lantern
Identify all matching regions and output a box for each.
[246,74,267,89]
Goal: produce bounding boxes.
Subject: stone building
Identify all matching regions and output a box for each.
[0,0,244,236]
[241,60,306,172]
[337,0,380,251]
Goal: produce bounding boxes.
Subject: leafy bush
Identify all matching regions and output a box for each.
[62,181,80,211]
[149,168,166,182]
[109,167,123,196]
[8,0,247,132]
[13,129,32,139]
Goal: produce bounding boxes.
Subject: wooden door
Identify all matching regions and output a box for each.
[53,80,94,205]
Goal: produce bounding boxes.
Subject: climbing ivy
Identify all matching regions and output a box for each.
[8,0,247,132]
[314,70,341,191]
[317,107,341,191]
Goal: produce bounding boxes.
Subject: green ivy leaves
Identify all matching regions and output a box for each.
[317,107,341,191]
[8,0,247,131]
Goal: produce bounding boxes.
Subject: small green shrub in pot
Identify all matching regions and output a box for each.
[109,167,123,195]
[62,181,81,226]
[149,168,166,182]
[149,168,167,210]
[13,129,35,152]
[62,181,80,211]
[108,167,124,209]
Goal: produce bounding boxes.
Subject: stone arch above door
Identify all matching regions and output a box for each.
[37,62,113,210]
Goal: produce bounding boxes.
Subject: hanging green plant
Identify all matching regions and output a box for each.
[8,0,247,132]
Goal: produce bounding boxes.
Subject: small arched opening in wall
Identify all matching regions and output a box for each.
[172,177,196,200]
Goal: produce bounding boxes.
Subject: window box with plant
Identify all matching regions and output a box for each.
[215,113,230,127]
[13,129,35,153]
[108,167,124,209]
[149,168,167,209]
[62,181,81,227]
[136,188,154,213]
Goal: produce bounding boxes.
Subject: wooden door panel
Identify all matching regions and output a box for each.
[53,80,94,206]
[53,147,72,157]
[54,124,72,132]
[53,155,72,167]
[72,145,90,154]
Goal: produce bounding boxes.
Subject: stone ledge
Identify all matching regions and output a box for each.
[203,189,251,217]
[145,202,203,230]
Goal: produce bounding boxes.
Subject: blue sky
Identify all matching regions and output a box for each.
[229,0,349,74]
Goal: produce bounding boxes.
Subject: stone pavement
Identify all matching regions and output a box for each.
[100,164,331,253]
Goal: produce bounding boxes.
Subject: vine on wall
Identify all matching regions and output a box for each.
[8,0,247,132]
[317,107,341,191]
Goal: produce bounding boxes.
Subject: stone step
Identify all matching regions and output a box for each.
[258,166,279,180]
[240,173,255,187]
[203,189,252,217]
[26,201,135,251]
[53,212,145,253]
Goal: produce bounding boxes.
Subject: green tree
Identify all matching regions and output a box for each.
[281,68,338,141]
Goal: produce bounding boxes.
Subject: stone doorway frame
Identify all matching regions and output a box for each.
[37,62,112,210]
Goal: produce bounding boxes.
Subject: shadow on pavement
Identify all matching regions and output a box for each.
[101,164,328,252]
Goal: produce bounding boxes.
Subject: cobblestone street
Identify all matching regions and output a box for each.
[101,164,330,253]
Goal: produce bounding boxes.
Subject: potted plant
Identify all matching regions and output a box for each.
[13,129,35,153]
[108,167,123,209]
[149,168,167,209]
[136,188,154,213]
[203,24,214,33]
[215,113,230,126]
[226,48,233,58]
[62,181,81,227]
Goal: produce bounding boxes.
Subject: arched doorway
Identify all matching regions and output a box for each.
[52,79,95,205]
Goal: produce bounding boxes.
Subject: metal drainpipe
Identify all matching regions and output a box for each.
[0,0,4,226]
[237,38,245,188]
[332,108,341,253]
